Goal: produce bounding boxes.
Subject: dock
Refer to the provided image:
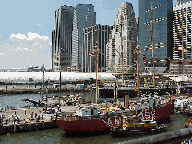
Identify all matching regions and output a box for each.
[0,88,59,95]
[0,87,91,95]
[0,105,76,135]
[1,121,58,134]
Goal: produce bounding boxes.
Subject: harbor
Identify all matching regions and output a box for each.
[0,90,190,144]
[1,0,191,143]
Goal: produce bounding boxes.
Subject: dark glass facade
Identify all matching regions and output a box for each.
[139,0,173,73]
[53,5,75,71]
[76,4,96,71]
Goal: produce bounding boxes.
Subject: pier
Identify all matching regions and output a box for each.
[0,105,76,135]
[0,87,91,95]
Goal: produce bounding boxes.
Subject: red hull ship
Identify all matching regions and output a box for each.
[136,99,174,121]
[56,98,174,134]
[56,116,123,133]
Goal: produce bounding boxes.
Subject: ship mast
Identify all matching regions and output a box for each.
[135,47,141,102]
[94,42,99,104]
[59,48,61,106]
[42,64,44,102]
[151,0,155,88]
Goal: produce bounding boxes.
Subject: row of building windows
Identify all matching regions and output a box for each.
[145,4,162,12]
[144,17,166,26]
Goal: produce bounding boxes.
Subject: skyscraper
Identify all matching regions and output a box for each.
[52,4,96,72]
[52,30,55,70]
[139,0,173,73]
[83,24,112,72]
[173,1,192,60]
[170,0,192,74]
[71,4,96,72]
[177,0,191,5]
[71,9,79,71]
[106,2,137,74]
[53,5,75,71]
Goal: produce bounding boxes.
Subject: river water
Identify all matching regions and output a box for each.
[0,91,190,144]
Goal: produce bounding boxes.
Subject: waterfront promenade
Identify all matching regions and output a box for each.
[0,104,76,134]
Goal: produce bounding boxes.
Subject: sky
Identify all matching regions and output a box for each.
[0,0,177,69]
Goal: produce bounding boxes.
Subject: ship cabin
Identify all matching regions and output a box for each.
[76,106,99,117]
[123,115,156,130]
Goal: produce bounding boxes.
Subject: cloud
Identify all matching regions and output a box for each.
[0,32,52,69]
[10,33,27,40]
[10,32,49,41]
[0,52,5,55]
[37,24,43,27]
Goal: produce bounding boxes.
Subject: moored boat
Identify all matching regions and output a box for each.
[56,104,123,135]
[110,115,167,137]
[129,94,174,121]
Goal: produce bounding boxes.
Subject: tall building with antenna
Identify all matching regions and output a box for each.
[106,2,137,74]
[139,0,173,73]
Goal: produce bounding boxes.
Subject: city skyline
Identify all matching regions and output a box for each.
[0,0,177,69]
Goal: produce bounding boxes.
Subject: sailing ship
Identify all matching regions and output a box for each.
[125,0,174,122]
[56,1,174,135]
[56,42,124,135]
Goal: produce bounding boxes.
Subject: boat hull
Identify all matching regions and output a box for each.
[136,100,174,121]
[110,124,167,137]
[56,101,173,134]
[56,116,123,133]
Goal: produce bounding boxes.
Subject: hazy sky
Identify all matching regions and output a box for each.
[0,0,177,69]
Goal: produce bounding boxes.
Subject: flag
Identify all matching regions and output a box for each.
[143,55,146,60]
[89,52,94,56]
[155,76,159,79]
